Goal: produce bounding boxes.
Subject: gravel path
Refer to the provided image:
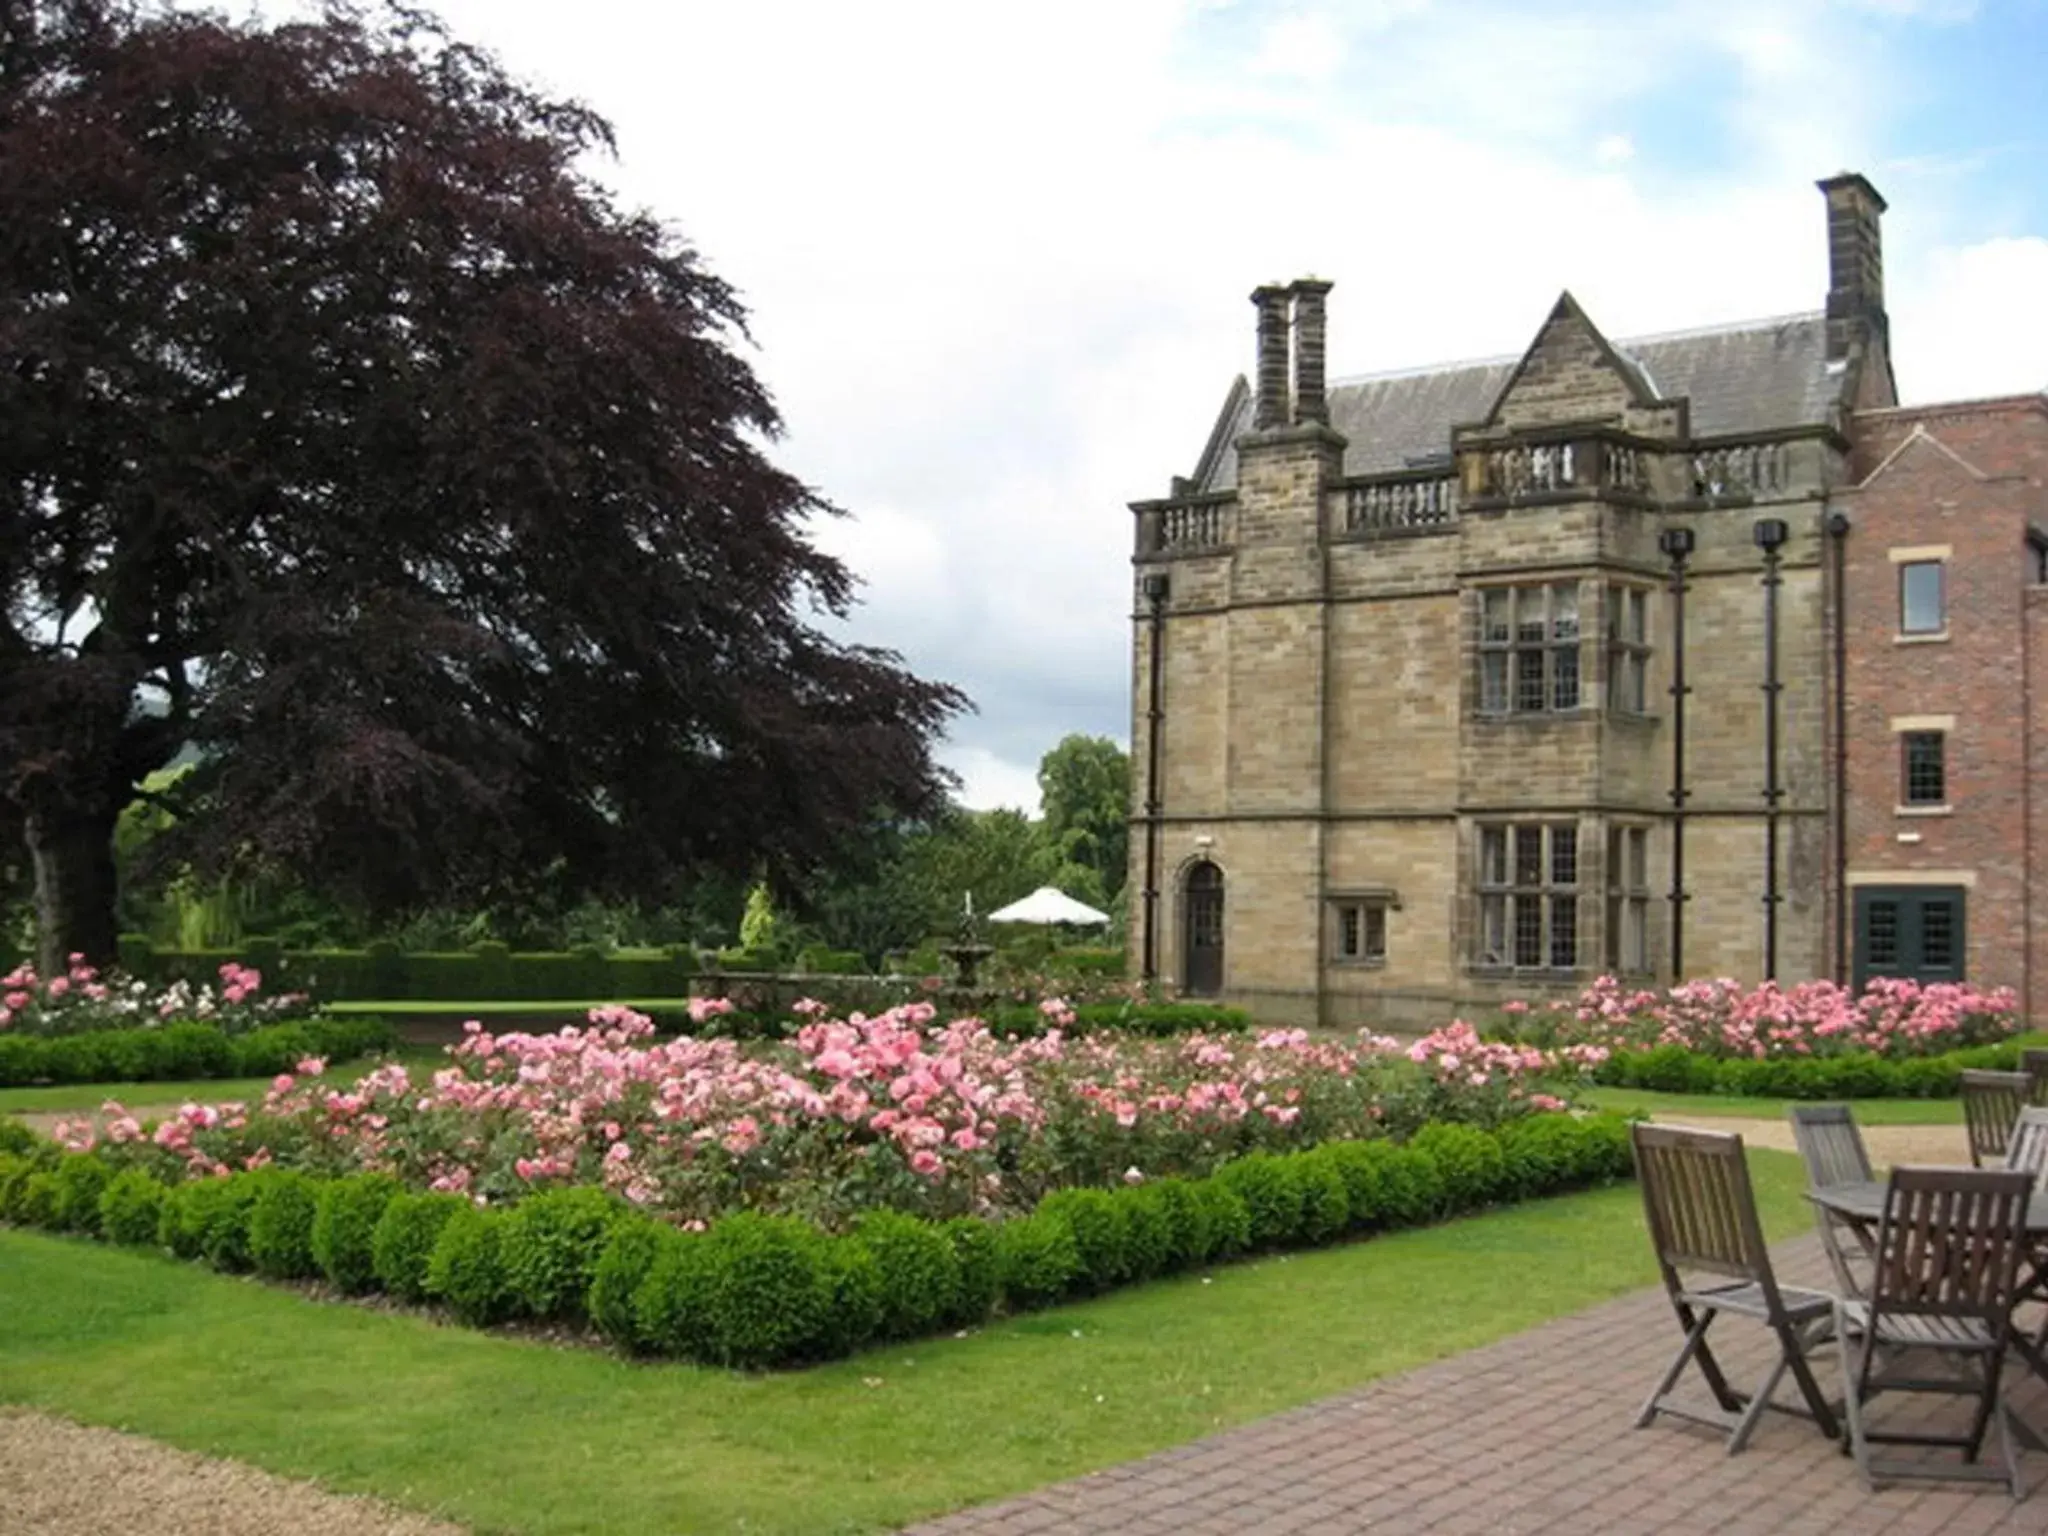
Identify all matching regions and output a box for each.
[1646,1111,1969,1167]
[0,1409,465,1536]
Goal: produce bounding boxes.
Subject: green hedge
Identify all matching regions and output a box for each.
[0,1111,1634,1370]
[0,1016,397,1087]
[1592,1041,2030,1099]
[986,1001,1251,1037]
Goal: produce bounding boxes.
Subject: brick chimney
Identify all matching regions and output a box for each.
[1289,278,1333,426]
[1251,284,1291,429]
[1818,172,1888,363]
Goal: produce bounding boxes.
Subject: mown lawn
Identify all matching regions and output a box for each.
[0,1150,1810,1536]
[1582,1085,1965,1125]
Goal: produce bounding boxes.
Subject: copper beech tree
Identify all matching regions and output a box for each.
[0,1,965,972]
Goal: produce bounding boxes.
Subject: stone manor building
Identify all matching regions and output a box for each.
[1127,173,2048,1026]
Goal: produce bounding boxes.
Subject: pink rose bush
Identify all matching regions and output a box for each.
[79,1000,1597,1229]
[1498,974,2019,1061]
[0,958,311,1038]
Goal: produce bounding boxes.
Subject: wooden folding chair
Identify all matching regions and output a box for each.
[1631,1123,1840,1453]
[1836,1166,2031,1498]
[1962,1071,2031,1168]
[2021,1049,2048,1108]
[2007,1107,2048,1186]
[1790,1103,1876,1298]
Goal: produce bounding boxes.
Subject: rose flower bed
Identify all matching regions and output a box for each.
[0,956,392,1086]
[1493,975,2027,1098]
[0,1001,1629,1368]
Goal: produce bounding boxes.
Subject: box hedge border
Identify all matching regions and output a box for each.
[1590,1040,2033,1099]
[0,1017,398,1089]
[0,1110,1634,1370]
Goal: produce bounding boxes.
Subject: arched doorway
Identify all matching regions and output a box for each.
[1183,861,1224,996]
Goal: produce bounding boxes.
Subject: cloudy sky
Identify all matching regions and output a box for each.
[315,0,2048,810]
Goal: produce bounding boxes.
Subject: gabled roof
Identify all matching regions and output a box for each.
[1193,311,1841,491]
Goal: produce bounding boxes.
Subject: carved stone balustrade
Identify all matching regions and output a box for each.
[1335,472,1458,537]
[1133,491,1236,557]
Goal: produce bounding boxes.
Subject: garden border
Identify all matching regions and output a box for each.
[0,1111,1635,1370]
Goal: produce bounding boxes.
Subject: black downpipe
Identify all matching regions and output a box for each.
[1828,512,1852,983]
[1755,518,1790,981]
[1139,573,1169,985]
[1660,527,1695,980]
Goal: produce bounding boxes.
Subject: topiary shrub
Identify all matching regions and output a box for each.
[1494,1114,1581,1199]
[0,1118,40,1156]
[312,1173,403,1293]
[1215,1154,1305,1249]
[1186,1177,1252,1260]
[98,1169,170,1246]
[1292,1155,1350,1244]
[853,1209,961,1341]
[814,1232,884,1359]
[633,1229,716,1360]
[425,1205,512,1326]
[200,1175,264,1272]
[1574,1113,1634,1181]
[499,1186,622,1321]
[1304,1140,1388,1230]
[1035,1188,1131,1293]
[248,1170,321,1279]
[1131,1177,1204,1269]
[994,1210,1081,1311]
[371,1191,467,1302]
[588,1216,670,1352]
[16,1169,60,1228]
[1114,1182,1178,1280]
[51,1153,112,1235]
[693,1213,833,1369]
[1411,1123,1509,1214]
[939,1217,999,1328]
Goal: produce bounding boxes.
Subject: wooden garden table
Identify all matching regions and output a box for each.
[1810,1179,2048,1446]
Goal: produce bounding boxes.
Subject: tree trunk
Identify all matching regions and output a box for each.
[25,804,121,977]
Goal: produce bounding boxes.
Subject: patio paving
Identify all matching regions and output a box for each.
[908,1234,2048,1535]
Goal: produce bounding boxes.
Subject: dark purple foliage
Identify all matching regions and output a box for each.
[0,1,965,968]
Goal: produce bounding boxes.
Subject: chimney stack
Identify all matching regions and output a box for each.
[1817,172,1888,363]
[1251,285,1291,428]
[1289,278,1333,426]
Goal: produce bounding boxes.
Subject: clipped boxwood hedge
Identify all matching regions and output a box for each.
[0,1016,397,1088]
[1592,1040,2030,1099]
[0,1111,1634,1371]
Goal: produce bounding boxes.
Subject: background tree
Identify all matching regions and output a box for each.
[1037,735,1130,908]
[0,0,965,972]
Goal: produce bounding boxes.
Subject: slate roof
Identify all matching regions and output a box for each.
[1194,311,1842,491]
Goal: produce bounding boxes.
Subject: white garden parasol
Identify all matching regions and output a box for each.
[985,886,1111,926]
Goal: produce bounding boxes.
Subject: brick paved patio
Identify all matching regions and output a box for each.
[909,1235,2048,1535]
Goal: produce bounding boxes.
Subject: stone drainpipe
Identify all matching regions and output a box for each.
[1294,278,1335,1028]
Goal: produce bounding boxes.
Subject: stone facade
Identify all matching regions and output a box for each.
[1126,174,1929,1025]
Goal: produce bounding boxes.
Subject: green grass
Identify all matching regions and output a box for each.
[0,1046,446,1118]
[0,1150,1810,1536]
[1583,1085,1965,1125]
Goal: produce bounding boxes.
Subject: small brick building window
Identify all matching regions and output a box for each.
[1477,823,1578,970]
[1899,561,1945,635]
[1330,899,1389,965]
[1478,582,1580,715]
[1607,586,1649,715]
[1902,731,1946,805]
[1605,826,1651,975]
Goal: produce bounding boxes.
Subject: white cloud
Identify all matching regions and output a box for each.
[1893,237,2048,402]
[1594,133,1635,165]
[943,745,1044,815]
